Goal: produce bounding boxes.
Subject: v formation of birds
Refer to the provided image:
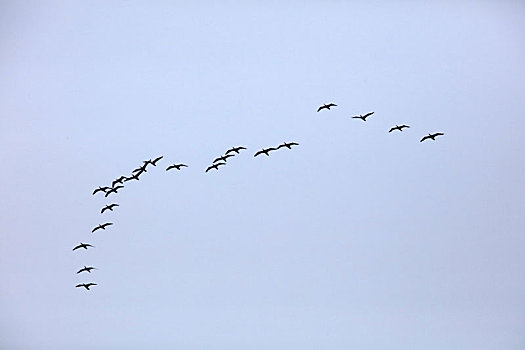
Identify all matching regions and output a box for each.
[73,103,444,291]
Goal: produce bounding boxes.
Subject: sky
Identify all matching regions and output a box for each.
[1,1,525,349]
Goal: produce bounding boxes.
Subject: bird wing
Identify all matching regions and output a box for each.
[351,116,361,119]
[328,103,337,107]
[317,106,324,112]
[72,245,80,251]
[435,132,444,136]
[420,135,430,142]
[389,127,395,132]
[254,150,263,157]
[92,226,100,232]
[101,207,107,214]
[363,112,374,118]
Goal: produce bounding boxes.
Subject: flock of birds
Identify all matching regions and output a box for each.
[72,103,444,291]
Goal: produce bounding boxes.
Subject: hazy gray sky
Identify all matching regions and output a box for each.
[1,1,524,349]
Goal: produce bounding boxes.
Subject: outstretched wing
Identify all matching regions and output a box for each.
[254,150,264,157]
[420,135,430,142]
[363,111,374,118]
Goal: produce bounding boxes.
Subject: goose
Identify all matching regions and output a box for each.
[317,103,337,112]
[420,132,444,142]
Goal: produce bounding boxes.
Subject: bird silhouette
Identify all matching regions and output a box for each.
[166,163,188,171]
[254,147,278,157]
[92,186,110,195]
[72,243,94,251]
[225,146,246,155]
[133,164,148,173]
[420,132,444,142]
[352,112,374,121]
[76,266,97,274]
[123,174,140,182]
[317,103,337,112]
[105,185,124,197]
[213,154,234,163]
[389,125,410,132]
[75,283,97,290]
[277,142,299,150]
[144,156,163,166]
[92,222,113,233]
[112,176,126,188]
[101,203,119,214]
[205,163,226,172]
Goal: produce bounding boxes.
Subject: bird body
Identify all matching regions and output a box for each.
[205,163,226,172]
[277,142,299,150]
[77,266,97,274]
[92,222,113,233]
[352,111,374,121]
[225,146,246,155]
[72,243,94,251]
[166,163,188,171]
[389,125,410,132]
[317,103,337,112]
[76,283,97,290]
[213,154,234,163]
[101,203,119,214]
[420,132,444,142]
[92,186,110,195]
[254,148,277,157]
[105,186,124,197]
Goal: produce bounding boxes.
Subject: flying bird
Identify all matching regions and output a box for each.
[144,156,163,166]
[72,243,94,251]
[92,186,110,195]
[132,164,148,173]
[101,203,119,214]
[112,176,126,188]
[205,162,226,172]
[352,112,374,121]
[277,142,299,150]
[225,146,246,155]
[75,283,97,290]
[213,154,234,163]
[166,163,188,171]
[317,103,337,112]
[420,132,444,142]
[105,185,124,197]
[389,125,410,132]
[254,147,277,157]
[92,222,113,233]
[123,174,140,182]
[76,266,97,274]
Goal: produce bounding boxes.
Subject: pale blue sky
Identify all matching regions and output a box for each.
[1,1,524,349]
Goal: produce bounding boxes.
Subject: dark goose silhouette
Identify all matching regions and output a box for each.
[317,103,337,112]
[92,222,113,233]
[277,142,299,149]
[205,162,226,172]
[72,243,94,251]
[420,132,444,142]
[389,125,410,132]
[92,186,110,195]
[166,163,188,171]
[105,185,124,197]
[213,154,234,163]
[112,176,126,188]
[225,146,246,155]
[75,283,97,290]
[123,174,140,182]
[254,147,277,157]
[133,164,148,173]
[352,112,374,121]
[101,203,119,214]
[144,156,163,166]
[77,266,97,274]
